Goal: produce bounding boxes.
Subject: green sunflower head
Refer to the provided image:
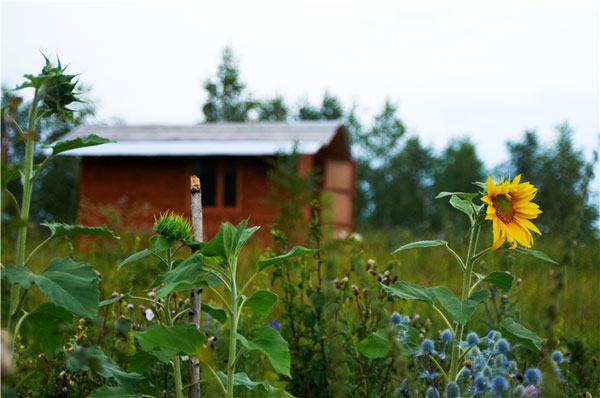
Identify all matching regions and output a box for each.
[153,211,193,242]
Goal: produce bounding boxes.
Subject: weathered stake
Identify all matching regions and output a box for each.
[189,175,203,398]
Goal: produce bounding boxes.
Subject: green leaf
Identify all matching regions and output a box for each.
[41,221,119,239]
[153,253,222,299]
[2,258,99,318]
[118,249,154,270]
[99,293,131,307]
[202,220,259,264]
[66,344,151,394]
[24,302,72,355]
[201,303,227,324]
[480,271,514,292]
[432,287,490,325]
[124,351,159,375]
[153,236,175,253]
[501,317,542,353]
[244,291,278,317]
[235,327,291,377]
[513,247,558,264]
[43,134,114,156]
[133,323,206,360]
[216,372,294,397]
[258,246,318,272]
[449,194,474,217]
[379,281,435,303]
[393,240,448,253]
[88,386,142,398]
[355,329,391,359]
[435,191,478,200]
[1,163,21,189]
[557,361,579,384]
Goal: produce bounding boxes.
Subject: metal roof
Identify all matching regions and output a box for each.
[58,122,346,156]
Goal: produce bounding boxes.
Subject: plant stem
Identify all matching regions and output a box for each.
[164,250,184,398]
[8,90,39,341]
[448,225,481,381]
[226,260,238,398]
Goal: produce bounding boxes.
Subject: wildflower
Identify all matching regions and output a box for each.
[425,386,440,398]
[62,386,68,392]
[440,329,453,342]
[421,339,437,355]
[391,312,403,325]
[551,350,564,363]
[517,277,523,284]
[486,329,497,340]
[524,385,539,396]
[524,368,541,385]
[514,385,525,396]
[145,309,155,321]
[481,175,542,250]
[460,368,472,379]
[127,303,134,310]
[491,375,508,396]
[269,319,281,330]
[474,375,489,394]
[494,339,511,354]
[467,331,480,346]
[444,382,461,398]
[171,310,176,314]
[180,355,189,361]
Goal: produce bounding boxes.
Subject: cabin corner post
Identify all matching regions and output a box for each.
[189,175,203,398]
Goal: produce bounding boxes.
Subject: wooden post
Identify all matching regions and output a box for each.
[189,175,202,398]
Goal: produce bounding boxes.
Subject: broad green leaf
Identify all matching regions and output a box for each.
[435,191,478,200]
[432,287,490,325]
[99,293,131,307]
[2,258,99,318]
[153,236,175,253]
[66,344,151,394]
[258,246,318,272]
[393,240,448,253]
[1,163,20,188]
[133,323,206,360]
[379,281,435,303]
[235,327,291,377]
[513,247,557,264]
[202,220,259,264]
[88,386,142,398]
[24,302,72,355]
[202,303,227,324]
[355,329,391,359]
[244,291,278,317]
[216,372,294,398]
[118,249,154,270]
[43,134,114,156]
[449,195,474,217]
[480,272,514,292]
[501,317,542,353]
[153,253,222,299]
[124,351,159,375]
[41,221,119,239]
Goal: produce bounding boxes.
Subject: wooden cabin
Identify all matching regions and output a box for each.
[60,122,355,240]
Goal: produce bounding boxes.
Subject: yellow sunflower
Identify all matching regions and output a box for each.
[481,174,542,250]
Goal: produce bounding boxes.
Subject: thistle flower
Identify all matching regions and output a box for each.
[495,339,511,354]
[551,350,564,363]
[491,376,509,396]
[440,329,453,342]
[126,303,134,310]
[444,382,461,398]
[153,211,193,242]
[514,385,525,396]
[524,368,541,385]
[466,331,480,346]
[459,368,472,379]
[425,386,440,398]
[421,339,436,355]
[474,375,489,394]
[486,329,497,340]
[391,312,403,325]
[481,175,542,250]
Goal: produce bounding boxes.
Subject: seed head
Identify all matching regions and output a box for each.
[491,376,508,395]
[524,368,541,386]
[440,329,453,342]
[474,375,489,393]
[467,331,480,346]
[425,386,440,398]
[391,312,403,325]
[495,339,511,354]
[551,350,564,363]
[421,339,436,355]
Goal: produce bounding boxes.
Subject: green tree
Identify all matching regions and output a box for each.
[432,138,485,229]
[258,96,288,121]
[296,93,344,121]
[202,47,254,122]
[353,100,405,160]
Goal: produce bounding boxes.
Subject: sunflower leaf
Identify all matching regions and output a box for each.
[435,192,478,201]
[501,317,542,353]
[393,240,448,253]
[513,247,557,264]
[449,195,474,217]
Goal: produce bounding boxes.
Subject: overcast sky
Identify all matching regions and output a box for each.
[2,0,599,170]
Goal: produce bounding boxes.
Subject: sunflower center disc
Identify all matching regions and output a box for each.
[494,194,514,223]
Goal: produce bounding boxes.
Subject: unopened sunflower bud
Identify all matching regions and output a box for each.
[351,285,359,296]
